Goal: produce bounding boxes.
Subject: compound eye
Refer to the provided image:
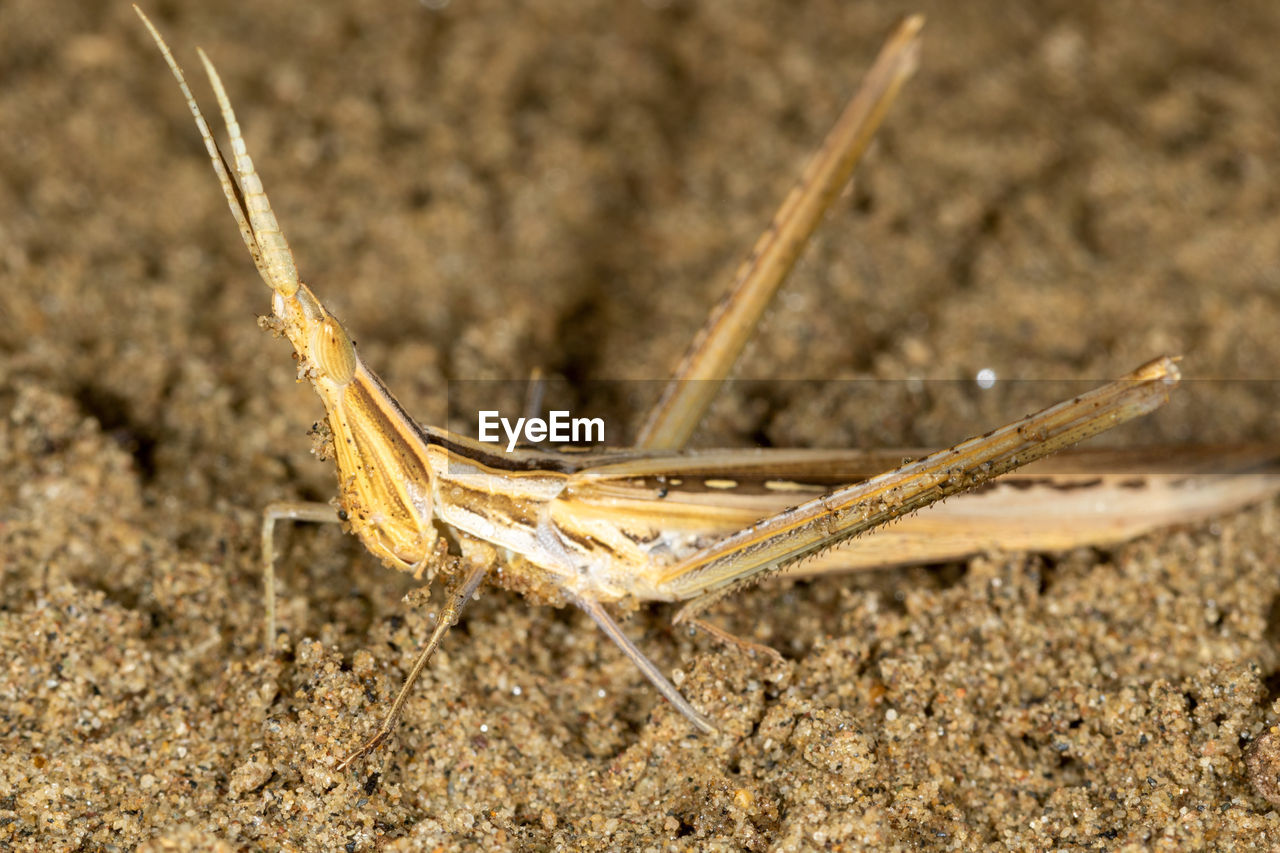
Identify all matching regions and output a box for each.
[313,318,356,386]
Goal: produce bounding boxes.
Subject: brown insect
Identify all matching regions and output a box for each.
[137,8,1273,770]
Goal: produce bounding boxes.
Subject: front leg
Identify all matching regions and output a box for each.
[261,500,342,652]
[337,557,490,771]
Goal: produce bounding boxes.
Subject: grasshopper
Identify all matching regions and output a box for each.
[137,9,1272,771]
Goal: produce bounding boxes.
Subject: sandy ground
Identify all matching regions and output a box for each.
[4,0,1280,849]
